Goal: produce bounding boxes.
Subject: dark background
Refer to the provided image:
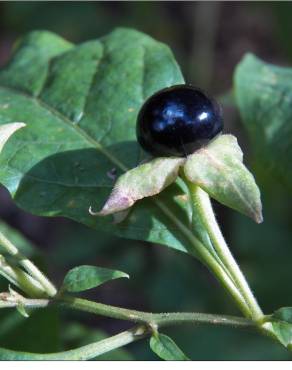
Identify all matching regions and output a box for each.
[0,1,292,360]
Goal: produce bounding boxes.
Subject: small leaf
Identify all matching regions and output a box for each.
[95,157,184,216]
[149,333,190,361]
[0,122,25,153]
[61,265,129,293]
[16,304,29,318]
[184,134,263,223]
[270,321,292,348]
[273,307,292,324]
[262,309,292,350]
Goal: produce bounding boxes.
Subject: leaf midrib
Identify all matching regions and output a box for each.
[0,84,129,172]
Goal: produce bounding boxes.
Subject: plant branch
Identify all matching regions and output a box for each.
[0,294,256,330]
[62,296,255,329]
[188,185,263,321]
[0,231,57,297]
[0,325,147,360]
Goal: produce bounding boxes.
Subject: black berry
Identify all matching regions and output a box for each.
[136,84,223,157]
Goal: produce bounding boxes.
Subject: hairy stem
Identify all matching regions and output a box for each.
[188,184,263,320]
[0,295,255,329]
[0,232,57,297]
[0,325,147,360]
[62,296,254,328]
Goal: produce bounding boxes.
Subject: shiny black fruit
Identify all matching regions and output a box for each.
[136,84,223,157]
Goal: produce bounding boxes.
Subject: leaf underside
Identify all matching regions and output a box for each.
[0,29,192,253]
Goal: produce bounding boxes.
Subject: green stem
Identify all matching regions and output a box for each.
[0,325,147,360]
[0,232,57,297]
[0,295,255,329]
[0,255,46,297]
[62,296,254,328]
[153,199,251,317]
[188,184,263,320]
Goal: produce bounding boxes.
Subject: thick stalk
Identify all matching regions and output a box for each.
[0,232,57,297]
[188,184,263,320]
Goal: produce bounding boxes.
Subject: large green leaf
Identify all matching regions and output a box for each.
[234,53,292,192]
[0,29,191,253]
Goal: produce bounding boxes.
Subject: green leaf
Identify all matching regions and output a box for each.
[96,157,184,216]
[273,307,292,324]
[0,29,190,253]
[61,265,129,293]
[0,122,25,153]
[269,307,292,349]
[270,322,292,348]
[263,308,292,350]
[234,53,292,192]
[184,134,263,223]
[150,333,190,361]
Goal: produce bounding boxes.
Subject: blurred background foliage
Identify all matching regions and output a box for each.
[0,1,291,360]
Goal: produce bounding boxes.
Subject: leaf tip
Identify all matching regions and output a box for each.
[255,212,264,224]
[251,203,263,224]
[91,192,133,217]
[16,122,26,128]
[88,205,100,216]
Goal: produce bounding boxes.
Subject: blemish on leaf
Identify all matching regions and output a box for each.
[67,199,76,208]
